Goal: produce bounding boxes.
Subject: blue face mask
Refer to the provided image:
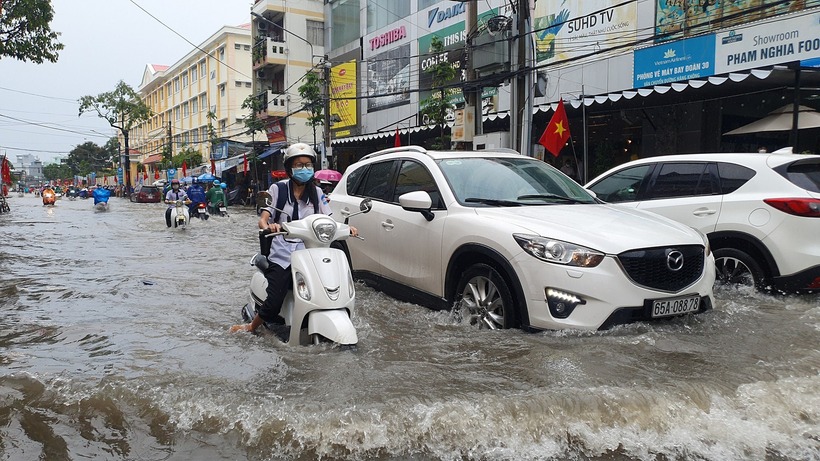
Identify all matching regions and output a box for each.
[292,168,314,184]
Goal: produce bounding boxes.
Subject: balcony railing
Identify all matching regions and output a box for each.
[253,36,286,68]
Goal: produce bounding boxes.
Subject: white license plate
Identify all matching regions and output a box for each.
[219,207,226,212]
[651,296,700,318]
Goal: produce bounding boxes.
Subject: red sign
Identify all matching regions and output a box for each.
[370,26,407,50]
[265,119,287,144]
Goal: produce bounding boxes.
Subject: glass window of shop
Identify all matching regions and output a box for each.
[367,0,408,34]
[330,0,360,49]
[417,0,440,11]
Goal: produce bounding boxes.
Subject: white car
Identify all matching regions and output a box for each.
[586,150,820,293]
[330,146,715,331]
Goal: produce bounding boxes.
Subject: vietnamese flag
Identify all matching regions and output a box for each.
[394,127,401,147]
[114,176,118,184]
[1,157,11,185]
[539,99,571,157]
[243,154,248,176]
[154,170,160,180]
[182,160,187,178]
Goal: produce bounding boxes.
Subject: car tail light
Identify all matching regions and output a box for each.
[763,198,820,217]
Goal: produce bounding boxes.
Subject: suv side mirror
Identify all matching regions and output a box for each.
[399,191,434,221]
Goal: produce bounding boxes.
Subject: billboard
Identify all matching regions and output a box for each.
[265,119,287,145]
[366,43,411,112]
[330,58,358,138]
[533,0,637,65]
[634,34,716,88]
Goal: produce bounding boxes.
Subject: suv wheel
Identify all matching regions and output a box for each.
[455,263,517,330]
[714,248,765,290]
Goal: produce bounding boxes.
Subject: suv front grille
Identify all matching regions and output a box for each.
[617,245,705,292]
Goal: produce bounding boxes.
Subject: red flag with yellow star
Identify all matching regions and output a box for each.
[539,99,570,157]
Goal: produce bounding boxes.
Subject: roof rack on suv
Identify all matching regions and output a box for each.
[361,145,428,161]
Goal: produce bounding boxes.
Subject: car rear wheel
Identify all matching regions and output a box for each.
[714,248,766,290]
[455,263,517,330]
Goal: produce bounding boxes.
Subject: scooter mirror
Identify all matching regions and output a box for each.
[359,198,373,213]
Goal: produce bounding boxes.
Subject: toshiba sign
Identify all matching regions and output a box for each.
[370,26,407,51]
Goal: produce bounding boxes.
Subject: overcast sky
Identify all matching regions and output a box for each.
[0,0,252,165]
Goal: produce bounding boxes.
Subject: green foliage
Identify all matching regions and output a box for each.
[43,162,71,181]
[78,81,152,133]
[173,145,202,168]
[298,71,324,130]
[241,94,266,138]
[67,141,115,176]
[0,0,64,63]
[420,36,456,149]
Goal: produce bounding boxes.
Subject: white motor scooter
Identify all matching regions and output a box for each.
[241,198,372,349]
[168,199,190,229]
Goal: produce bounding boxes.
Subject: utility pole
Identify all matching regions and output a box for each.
[323,56,332,170]
[466,1,479,149]
[167,121,173,181]
[511,0,532,154]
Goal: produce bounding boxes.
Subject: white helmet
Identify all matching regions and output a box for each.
[283,143,317,165]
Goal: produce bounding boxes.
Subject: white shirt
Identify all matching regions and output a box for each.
[264,179,332,269]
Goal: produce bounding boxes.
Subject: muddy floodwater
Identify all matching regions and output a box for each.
[1,194,818,461]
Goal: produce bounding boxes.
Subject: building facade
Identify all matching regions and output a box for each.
[323,0,820,179]
[251,0,326,162]
[14,154,44,185]
[126,24,254,186]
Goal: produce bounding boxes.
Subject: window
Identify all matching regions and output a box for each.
[235,81,243,87]
[200,60,206,78]
[245,82,252,88]
[200,95,208,112]
[182,73,188,88]
[647,163,715,200]
[218,47,225,61]
[191,97,198,114]
[367,0,408,33]
[243,44,251,51]
[418,0,440,10]
[306,20,324,46]
[218,119,226,132]
[174,78,180,93]
[174,106,180,120]
[211,70,216,80]
[192,130,199,144]
[182,102,189,117]
[588,165,652,203]
[355,160,396,201]
[219,84,226,97]
[776,158,820,193]
[331,0,360,48]
[190,66,198,83]
[235,44,241,50]
[393,161,443,208]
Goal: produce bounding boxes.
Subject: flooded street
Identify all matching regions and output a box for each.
[1,193,818,461]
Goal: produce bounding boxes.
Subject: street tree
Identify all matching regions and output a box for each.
[241,94,267,179]
[67,141,114,176]
[420,36,456,149]
[78,81,151,191]
[298,70,324,147]
[43,162,71,181]
[0,0,64,63]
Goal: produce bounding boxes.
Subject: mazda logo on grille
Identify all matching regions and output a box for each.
[666,250,684,271]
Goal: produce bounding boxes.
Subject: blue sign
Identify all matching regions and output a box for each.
[167,168,177,178]
[634,34,715,88]
[117,167,124,184]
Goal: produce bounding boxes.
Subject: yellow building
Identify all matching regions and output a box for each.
[125,24,254,185]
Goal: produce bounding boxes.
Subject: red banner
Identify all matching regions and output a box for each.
[265,119,286,144]
[1,157,11,185]
[182,160,187,178]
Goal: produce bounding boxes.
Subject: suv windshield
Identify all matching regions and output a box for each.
[437,157,597,206]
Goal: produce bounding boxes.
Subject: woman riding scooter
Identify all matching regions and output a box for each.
[164,179,190,227]
[230,143,358,334]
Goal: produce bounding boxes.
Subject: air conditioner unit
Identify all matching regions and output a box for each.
[257,21,268,31]
[256,70,266,79]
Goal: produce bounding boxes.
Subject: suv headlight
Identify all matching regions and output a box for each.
[312,218,338,243]
[513,234,605,267]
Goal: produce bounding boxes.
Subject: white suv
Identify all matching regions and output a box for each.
[586,151,820,293]
[330,146,715,331]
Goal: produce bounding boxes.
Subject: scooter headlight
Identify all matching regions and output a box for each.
[295,271,311,301]
[513,234,604,267]
[312,218,338,243]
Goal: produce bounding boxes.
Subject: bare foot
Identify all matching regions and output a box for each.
[229,323,252,333]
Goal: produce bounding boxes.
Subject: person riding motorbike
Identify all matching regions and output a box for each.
[186,179,207,216]
[230,143,358,334]
[206,179,226,214]
[164,179,190,227]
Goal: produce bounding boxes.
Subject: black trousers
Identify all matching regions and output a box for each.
[258,263,292,323]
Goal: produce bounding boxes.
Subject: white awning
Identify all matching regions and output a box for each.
[535,67,775,113]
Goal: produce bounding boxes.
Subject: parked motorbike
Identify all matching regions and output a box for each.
[192,202,209,220]
[240,198,372,349]
[42,188,56,206]
[169,199,190,229]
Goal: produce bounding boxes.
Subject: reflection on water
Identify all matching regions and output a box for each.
[1,194,818,460]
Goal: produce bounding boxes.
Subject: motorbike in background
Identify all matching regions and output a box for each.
[240,198,372,349]
[42,188,56,206]
[192,202,209,220]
